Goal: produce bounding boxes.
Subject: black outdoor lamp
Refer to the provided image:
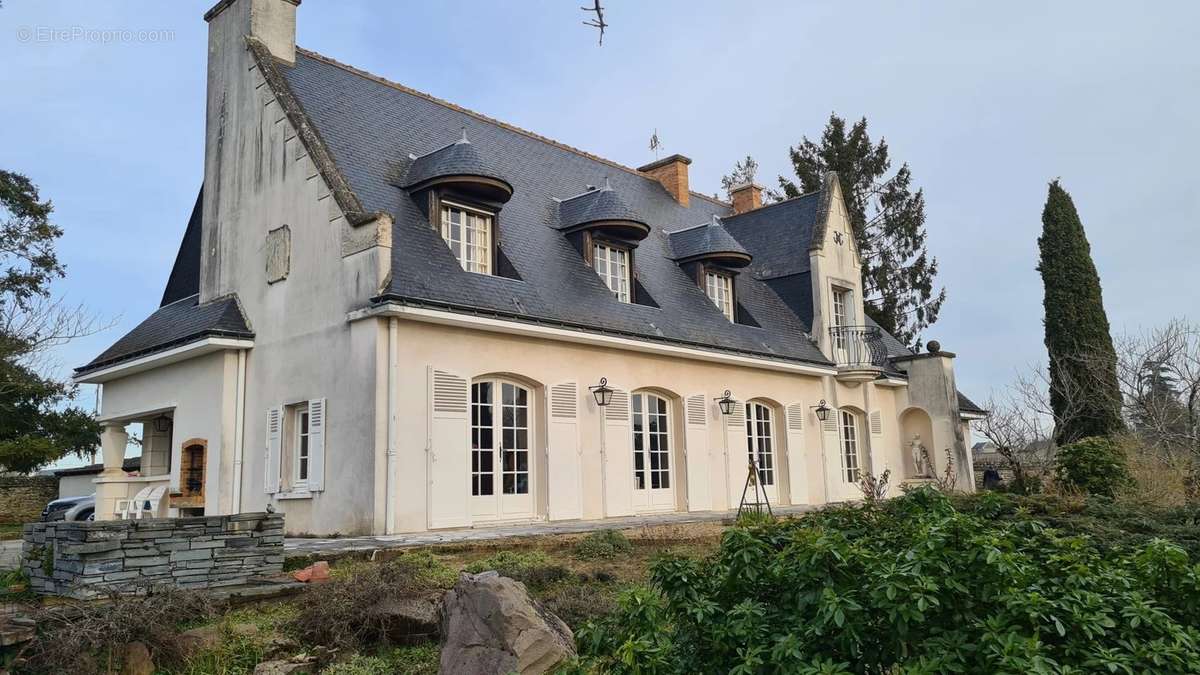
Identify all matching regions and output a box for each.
[152,415,172,433]
[812,399,832,423]
[589,377,614,407]
[715,390,737,416]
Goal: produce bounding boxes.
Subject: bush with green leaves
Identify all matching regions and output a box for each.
[574,529,634,560]
[573,488,1200,673]
[465,549,570,589]
[1054,435,1132,497]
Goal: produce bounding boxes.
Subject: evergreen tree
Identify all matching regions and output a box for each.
[1038,180,1123,444]
[777,114,945,348]
[0,170,99,473]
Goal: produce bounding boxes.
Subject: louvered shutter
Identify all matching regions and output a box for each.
[547,382,583,521]
[307,398,326,492]
[785,403,808,505]
[822,408,845,500]
[869,410,883,436]
[602,387,634,517]
[683,394,711,511]
[264,407,282,494]
[724,401,746,510]
[428,368,471,529]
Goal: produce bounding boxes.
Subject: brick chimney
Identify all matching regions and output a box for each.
[638,154,692,207]
[730,183,763,214]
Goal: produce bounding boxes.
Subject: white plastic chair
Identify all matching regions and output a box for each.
[115,486,152,520]
[136,485,167,519]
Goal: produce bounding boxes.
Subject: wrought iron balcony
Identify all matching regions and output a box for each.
[828,325,889,370]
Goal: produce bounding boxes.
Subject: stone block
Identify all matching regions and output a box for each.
[125,556,170,568]
[83,560,125,575]
[186,559,216,569]
[171,549,213,562]
[104,570,141,582]
[190,540,226,549]
[60,539,124,555]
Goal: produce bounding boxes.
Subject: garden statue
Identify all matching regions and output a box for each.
[910,435,931,478]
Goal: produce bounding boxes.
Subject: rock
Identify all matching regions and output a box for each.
[291,560,330,583]
[231,622,261,638]
[439,571,575,675]
[0,617,35,648]
[178,624,222,658]
[366,593,442,644]
[122,641,154,675]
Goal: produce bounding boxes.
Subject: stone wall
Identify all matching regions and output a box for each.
[21,512,284,598]
[0,476,58,524]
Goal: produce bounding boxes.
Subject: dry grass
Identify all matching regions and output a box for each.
[1123,446,1192,507]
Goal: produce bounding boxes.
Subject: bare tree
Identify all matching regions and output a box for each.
[977,393,1055,493]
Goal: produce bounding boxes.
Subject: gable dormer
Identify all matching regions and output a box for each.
[807,172,885,382]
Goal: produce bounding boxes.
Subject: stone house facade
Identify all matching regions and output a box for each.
[74,0,985,535]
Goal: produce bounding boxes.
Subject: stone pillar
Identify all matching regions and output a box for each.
[94,423,130,521]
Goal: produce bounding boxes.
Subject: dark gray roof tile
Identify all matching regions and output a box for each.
[667,218,750,263]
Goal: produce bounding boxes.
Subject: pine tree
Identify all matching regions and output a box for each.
[1038,180,1123,444]
[777,114,944,348]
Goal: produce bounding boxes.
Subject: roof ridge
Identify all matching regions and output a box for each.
[293,46,729,209]
[724,187,822,221]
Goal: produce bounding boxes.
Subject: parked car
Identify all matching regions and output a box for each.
[41,494,95,522]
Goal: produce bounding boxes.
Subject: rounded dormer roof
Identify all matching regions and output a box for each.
[555,181,650,241]
[667,216,752,268]
[402,130,513,202]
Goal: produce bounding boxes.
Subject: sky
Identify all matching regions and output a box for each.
[1,1,1198,463]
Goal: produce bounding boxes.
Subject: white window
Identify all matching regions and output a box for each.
[832,287,851,327]
[745,402,775,487]
[592,241,630,302]
[440,201,492,274]
[706,271,734,321]
[632,393,671,491]
[839,409,861,483]
[294,407,311,486]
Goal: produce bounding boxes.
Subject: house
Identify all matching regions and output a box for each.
[54,458,141,500]
[74,0,986,535]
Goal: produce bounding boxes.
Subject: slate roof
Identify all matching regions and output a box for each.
[160,189,203,306]
[958,391,987,414]
[401,132,511,193]
[667,218,750,263]
[556,185,647,231]
[723,192,822,279]
[280,49,830,365]
[75,294,253,374]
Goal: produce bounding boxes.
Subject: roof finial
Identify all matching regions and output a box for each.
[711,214,722,226]
[457,127,470,144]
[602,176,612,192]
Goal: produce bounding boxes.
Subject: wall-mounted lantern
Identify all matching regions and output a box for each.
[152,415,172,433]
[715,390,737,416]
[812,399,832,423]
[589,377,614,407]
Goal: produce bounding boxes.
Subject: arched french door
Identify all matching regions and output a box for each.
[744,401,779,503]
[470,379,534,521]
[838,409,864,484]
[631,392,674,512]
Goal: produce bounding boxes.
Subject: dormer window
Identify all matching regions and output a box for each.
[705,269,734,321]
[440,201,493,275]
[592,241,631,303]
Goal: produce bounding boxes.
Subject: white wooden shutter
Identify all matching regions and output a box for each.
[307,398,326,492]
[725,400,746,510]
[428,368,471,529]
[869,410,883,436]
[822,410,845,500]
[683,394,711,511]
[547,382,583,521]
[264,407,282,494]
[785,402,808,505]
[602,387,634,517]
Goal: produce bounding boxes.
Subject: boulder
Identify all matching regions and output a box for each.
[178,624,222,659]
[121,641,154,675]
[253,658,315,675]
[291,560,330,583]
[367,592,442,645]
[439,571,575,675]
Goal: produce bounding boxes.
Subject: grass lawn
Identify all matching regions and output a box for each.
[0,523,24,541]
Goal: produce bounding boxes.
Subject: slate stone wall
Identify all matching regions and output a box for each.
[0,476,58,524]
[21,512,284,597]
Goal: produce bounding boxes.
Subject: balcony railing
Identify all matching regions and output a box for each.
[829,325,889,369]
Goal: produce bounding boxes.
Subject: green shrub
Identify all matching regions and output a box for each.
[574,529,634,560]
[575,487,1200,673]
[733,509,776,529]
[465,549,570,589]
[541,574,621,627]
[1054,435,1132,497]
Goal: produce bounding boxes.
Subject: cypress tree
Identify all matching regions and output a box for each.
[1038,180,1123,444]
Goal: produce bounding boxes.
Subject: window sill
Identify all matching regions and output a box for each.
[276,490,314,501]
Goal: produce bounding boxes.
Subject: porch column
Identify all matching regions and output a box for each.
[94,423,130,521]
[100,423,129,476]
